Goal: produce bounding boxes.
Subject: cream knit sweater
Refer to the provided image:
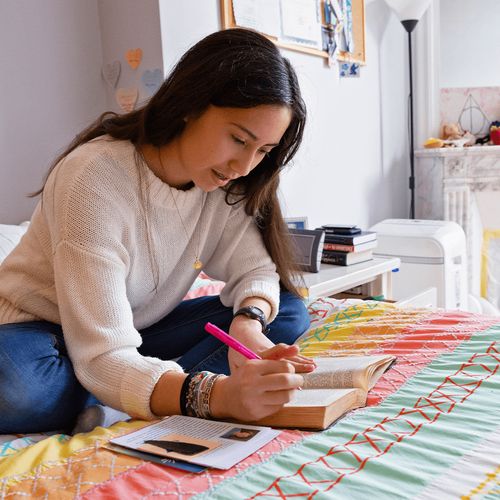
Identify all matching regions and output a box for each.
[0,137,280,419]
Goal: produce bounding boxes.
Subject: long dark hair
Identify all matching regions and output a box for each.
[35,28,307,295]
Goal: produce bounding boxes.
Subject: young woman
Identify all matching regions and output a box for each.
[0,28,314,434]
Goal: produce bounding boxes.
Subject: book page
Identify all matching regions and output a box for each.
[365,357,397,390]
[111,415,280,470]
[302,355,395,391]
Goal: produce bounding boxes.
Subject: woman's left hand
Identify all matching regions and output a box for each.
[228,316,273,372]
[228,315,316,374]
[259,344,316,373]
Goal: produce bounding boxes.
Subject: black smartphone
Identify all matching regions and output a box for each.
[321,224,361,235]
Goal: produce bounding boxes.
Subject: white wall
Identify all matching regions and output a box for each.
[0,0,106,224]
[98,0,163,112]
[159,0,220,75]
[0,0,163,224]
[440,0,500,88]
[159,0,411,229]
[1,0,411,230]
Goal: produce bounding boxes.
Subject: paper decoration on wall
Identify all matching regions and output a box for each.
[125,48,143,70]
[440,87,500,138]
[340,0,354,53]
[458,94,490,137]
[101,61,121,88]
[339,62,360,78]
[142,69,163,95]
[116,87,139,112]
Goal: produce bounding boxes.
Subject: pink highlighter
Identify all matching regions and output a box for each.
[204,322,262,360]
[205,322,303,390]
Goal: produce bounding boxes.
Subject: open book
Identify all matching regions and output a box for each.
[253,354,396,430]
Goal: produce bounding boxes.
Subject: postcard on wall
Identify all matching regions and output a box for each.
[280,0,323,49]
[110,415,280,470]
[233,0,281,38]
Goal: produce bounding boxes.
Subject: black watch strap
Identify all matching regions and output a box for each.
[233,306,269,334]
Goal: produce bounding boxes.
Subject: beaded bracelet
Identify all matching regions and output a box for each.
[197,372,223,419]
[179,371,223,418]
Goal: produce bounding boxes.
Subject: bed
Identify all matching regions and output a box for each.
[1,224,499,499]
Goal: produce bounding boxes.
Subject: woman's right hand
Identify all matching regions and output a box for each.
[210,359,303,422]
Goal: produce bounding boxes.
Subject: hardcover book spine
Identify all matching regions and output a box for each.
[321,230,377,245]
[323,235,356,244]
[321,253,348,266]
[323,242,355,252]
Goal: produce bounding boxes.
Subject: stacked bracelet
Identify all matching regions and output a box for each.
[180,373,196,416]
[179,371,223,419]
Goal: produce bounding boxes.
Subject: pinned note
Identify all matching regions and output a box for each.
[116,87,138,112]
[142,69,163,95]
[125,48,143,70]
[102,61,121,88]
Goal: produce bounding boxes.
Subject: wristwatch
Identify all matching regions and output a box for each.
[233,305,269,334]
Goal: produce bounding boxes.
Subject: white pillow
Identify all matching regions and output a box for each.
[0,223,29,263]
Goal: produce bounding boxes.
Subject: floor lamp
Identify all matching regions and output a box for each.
[384,0,432,219]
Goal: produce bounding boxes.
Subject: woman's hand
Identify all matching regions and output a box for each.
[150,361,304,423]
[259,344,316,374]
[227,314,316,374]
[212,317,315,422]
[227,315,274,372]
[210,359,303,422]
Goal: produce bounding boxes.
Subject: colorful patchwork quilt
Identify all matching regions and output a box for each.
[1,299,499,499]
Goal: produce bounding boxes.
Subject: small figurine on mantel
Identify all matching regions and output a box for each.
[440,122,476,147]
[423,122,476,149]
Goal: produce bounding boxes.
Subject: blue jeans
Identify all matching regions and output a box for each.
[0,292,309,433]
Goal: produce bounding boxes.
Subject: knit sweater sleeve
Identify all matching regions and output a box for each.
[203,201,281,321]
[49,151,183,420]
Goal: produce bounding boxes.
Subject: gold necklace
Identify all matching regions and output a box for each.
[158,149,204,270]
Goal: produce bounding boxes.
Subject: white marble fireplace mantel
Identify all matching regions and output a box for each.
[415,145,500,297]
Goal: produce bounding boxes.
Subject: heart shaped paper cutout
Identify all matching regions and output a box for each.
[116,87,138,113]
[102,61,121,88]
[126,48,142,70]
[142,69,163,95]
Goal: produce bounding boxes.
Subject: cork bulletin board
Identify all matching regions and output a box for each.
[220,0,366,64]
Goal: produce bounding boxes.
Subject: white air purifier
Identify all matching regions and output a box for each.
[369,219,468,310]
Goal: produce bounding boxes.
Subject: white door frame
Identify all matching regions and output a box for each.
[414,0,441,147]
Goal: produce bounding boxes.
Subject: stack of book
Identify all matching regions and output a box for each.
[317,225,377,266]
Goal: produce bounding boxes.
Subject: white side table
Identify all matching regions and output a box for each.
[298,257,400,301]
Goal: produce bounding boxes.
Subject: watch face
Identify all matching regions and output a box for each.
[246,306,264,320]
[234,306,268,333]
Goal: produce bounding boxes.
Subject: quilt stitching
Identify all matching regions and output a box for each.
[1,304,498,499]
[242,340,499,498]
[191,321,498,500]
